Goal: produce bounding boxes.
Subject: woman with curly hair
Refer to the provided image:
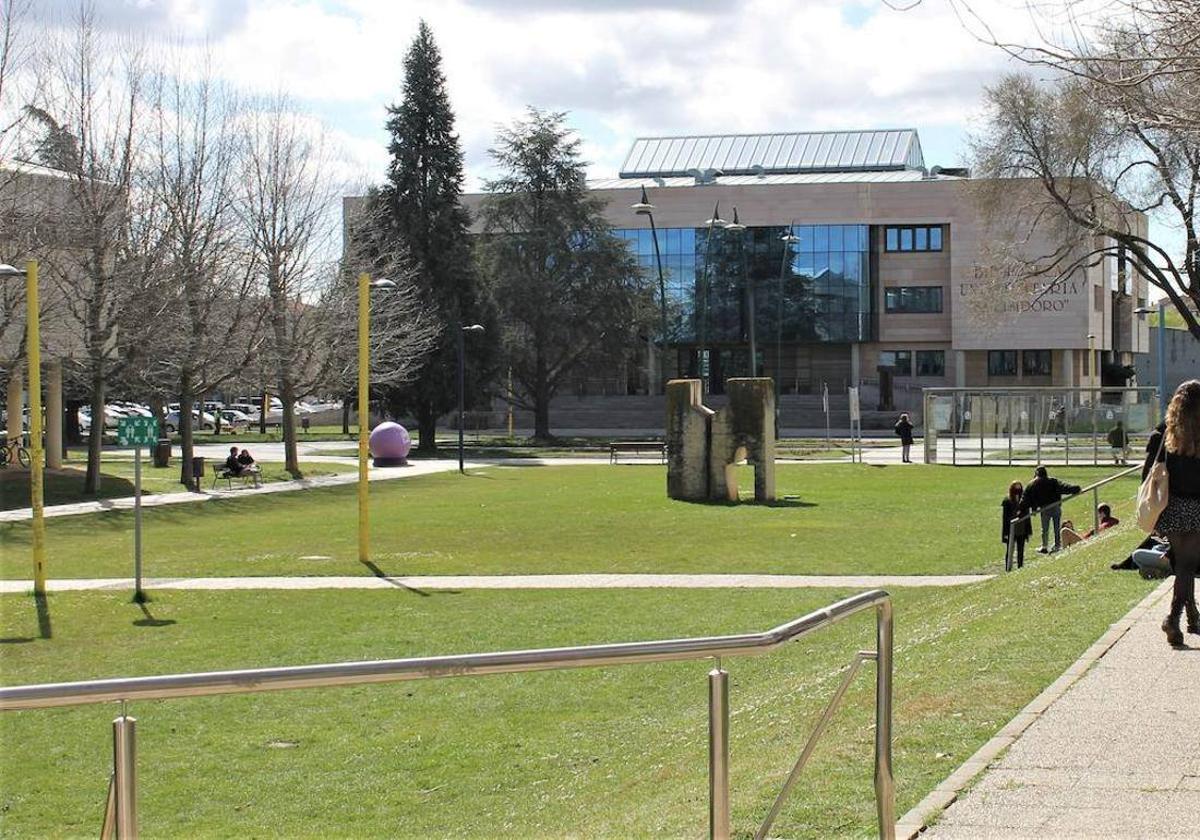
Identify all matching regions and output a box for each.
[1147,380,1200,646]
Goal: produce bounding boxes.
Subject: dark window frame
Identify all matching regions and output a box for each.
[915,350,945,377]
[883,224,945,253]
[884,285,944,314]
[1022,350,1053,377]
[880,349,913,376]
[987,350,1018,377]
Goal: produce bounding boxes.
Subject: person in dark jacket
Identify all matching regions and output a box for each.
[894,413,915,463]
[223,445,243,476]
[1023,465,1081,553]
[1107,421,1129,465]
[1001,480,1033,569]
[1147,380,1200,646]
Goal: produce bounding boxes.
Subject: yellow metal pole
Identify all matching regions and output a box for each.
[27,259,45,595]
[357,272,370,564]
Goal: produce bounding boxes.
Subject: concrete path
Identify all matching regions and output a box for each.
[920,581,1200,839]
[0,573,993,594]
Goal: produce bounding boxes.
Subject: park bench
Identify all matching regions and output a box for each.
[212,463,262,490]
[609,440,667,464]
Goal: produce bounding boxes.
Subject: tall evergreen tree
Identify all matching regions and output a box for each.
[375,21,488,451]
[479,109,656,440]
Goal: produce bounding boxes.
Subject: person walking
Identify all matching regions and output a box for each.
[894,413,915,464]
[1023,465,1081,554]
[1107,421,1129,465]
[1001,480,1032,569]
[1149,380,1200,647]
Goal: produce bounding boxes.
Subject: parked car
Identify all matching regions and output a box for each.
[219,409,252,430]
[163,410,218,434]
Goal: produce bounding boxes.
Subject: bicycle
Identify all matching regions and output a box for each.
[0,439,31,468]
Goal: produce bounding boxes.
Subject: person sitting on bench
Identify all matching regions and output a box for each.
[237,448,258,471]
[224,446,244,477]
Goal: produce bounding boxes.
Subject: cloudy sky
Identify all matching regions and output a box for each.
[28,0,1055,190]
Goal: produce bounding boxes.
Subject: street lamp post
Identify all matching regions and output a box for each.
[357,273,396,564]
[777,227,800,412]
[1087,333,1097,464]
[457,323,485,474]
[1135,300,1170,420]
[632,186,670,390]
[0,260,44,595]
[724,208,751,375]
[698,202,728,392]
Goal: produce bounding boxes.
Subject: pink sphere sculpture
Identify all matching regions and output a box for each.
[369,421,411,467]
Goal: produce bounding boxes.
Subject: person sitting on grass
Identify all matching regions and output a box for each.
[1060,504,1120,547]
[224,445,244,477]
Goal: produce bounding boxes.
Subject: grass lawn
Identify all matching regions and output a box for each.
[0,532,1153,838]
[0,464,1140,580]
[0,460,356,511]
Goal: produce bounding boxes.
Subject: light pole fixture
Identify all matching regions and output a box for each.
[723,208,754,376]
[1086,332,1097,394]
[631,185,670,390]
[457,323,485,474]
[776,227,800,408]
[357,274,396,564]
[0,260,44,595]
[698,202,728,391]
[1135,300,1169,420]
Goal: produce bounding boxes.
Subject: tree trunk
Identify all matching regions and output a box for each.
[178,374,196,491]
[533,390,552,441]
[258,389,268,436]
[279,378,300,478]
[65,399,83,447]
[417,404,438,453]
[82,375,105,495]
[341,397,351,435]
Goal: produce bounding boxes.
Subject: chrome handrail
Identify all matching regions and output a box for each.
[1005,464,1142,571]
[2,590,895,840]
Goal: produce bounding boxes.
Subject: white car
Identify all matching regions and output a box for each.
[163,410,218,434]
[220,409,252,430]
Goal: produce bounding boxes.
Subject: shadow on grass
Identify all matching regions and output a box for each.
[133,601,177,628]
[360,559,433,597]
[5,591,54,643]
[673,496,818,509]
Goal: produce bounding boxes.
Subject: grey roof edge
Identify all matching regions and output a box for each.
[625,127,920,143]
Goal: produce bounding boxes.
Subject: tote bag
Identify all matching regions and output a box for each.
[1137,434,1170,533]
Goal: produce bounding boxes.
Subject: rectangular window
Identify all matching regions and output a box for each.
[916,350,945,377]
[987,350,1018,377]
[879,350,912,376]
[884,225,945,253]
[1022,350,1052,377]
[885,286,943,314]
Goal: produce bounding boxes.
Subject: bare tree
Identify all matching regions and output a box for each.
[25,8,144,493]
[896,0,1200,336]
[141,60,265,490]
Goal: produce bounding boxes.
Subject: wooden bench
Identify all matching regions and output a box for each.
[212,464,263,490]
[609,441,667,465]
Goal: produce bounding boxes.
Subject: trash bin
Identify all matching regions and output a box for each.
[153,438,171,468]
[191,456,205,480]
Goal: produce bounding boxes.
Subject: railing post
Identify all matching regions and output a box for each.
[875,601,896,840]
[708,665,731,840]
[1093,487,1100,534]
[112,714,137,839]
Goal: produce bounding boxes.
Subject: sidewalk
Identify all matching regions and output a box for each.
[0,572,993,594]
[921,581,1200,839]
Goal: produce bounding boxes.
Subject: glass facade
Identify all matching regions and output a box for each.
[615,223,872,346]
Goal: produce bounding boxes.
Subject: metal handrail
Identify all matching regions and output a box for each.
[1004,464,1142,571]
[1,590,895,840]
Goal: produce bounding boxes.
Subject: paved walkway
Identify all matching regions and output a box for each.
[1,457,646,523]
[0,573,992,594]
[920,581,1200,839]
